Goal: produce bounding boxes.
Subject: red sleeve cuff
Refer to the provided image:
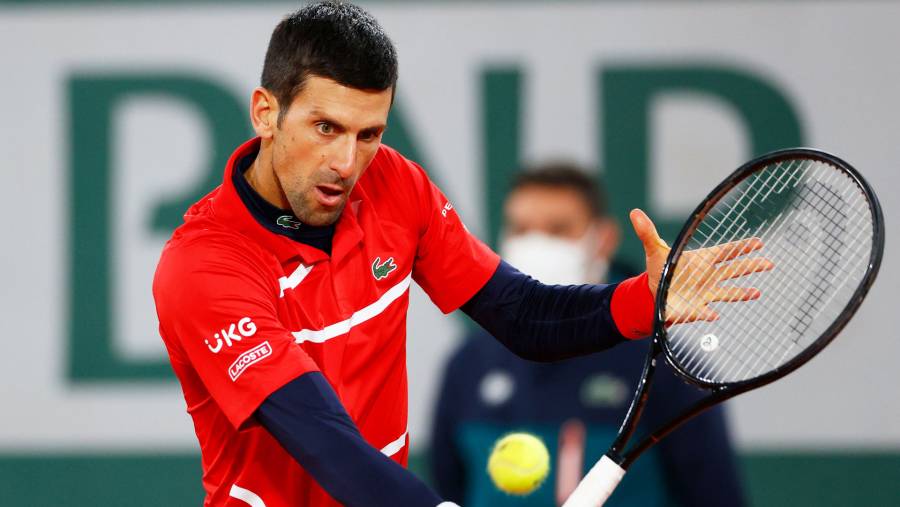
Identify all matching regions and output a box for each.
[610,272,655,339]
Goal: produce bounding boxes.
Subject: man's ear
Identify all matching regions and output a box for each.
[595,217,622,260]
[250,87,279,139]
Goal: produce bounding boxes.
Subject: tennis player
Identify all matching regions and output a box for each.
[152,3,766,506]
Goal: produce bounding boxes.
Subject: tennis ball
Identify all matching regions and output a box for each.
[487,432,550,496]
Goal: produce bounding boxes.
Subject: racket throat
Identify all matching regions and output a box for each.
[609,346,660,457]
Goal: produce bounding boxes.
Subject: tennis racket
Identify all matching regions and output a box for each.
[563,148,885,506]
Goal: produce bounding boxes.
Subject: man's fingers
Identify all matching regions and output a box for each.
[697,307,720,322]
[630,208,669,252]
[715,257,775,281]
[707,237,764,263]
[708,286,762,303]
[665,305,719,326]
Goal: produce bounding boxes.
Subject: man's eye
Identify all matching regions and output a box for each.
[316,122,334,135]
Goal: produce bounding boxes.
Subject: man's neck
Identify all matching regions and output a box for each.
[231,141,335,255]
[243,143,291,210]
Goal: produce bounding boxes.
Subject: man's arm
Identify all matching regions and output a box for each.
[257,372,454,507]
[460,261,654,362]
[459,209,769,361]
[428,348,469,502]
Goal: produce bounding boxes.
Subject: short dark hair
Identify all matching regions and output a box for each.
[510,162,609,217]
[261,1,399,124]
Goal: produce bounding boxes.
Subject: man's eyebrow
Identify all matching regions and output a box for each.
[360,124,387,135]
[309,108,385,133]
[309,109,347,131]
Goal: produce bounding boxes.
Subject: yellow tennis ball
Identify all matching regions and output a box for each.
[487,432,550,496]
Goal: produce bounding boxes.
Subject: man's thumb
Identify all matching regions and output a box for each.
[629,208,669,252]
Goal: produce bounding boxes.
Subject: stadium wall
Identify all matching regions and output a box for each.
[1,1,898,505]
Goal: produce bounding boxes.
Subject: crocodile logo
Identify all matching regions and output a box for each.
[371,256,398,280]
[276,215,302,230]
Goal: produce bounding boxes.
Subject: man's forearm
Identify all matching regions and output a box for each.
[460,261,652,361]
[257,372,450,507]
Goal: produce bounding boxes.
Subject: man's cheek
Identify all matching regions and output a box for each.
[357,152,378,177]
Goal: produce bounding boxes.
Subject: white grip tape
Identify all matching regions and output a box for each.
[561,455,626,507]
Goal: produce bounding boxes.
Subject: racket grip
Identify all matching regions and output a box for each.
[561,454,626,507]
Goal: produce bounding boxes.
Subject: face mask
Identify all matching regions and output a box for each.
[500,230,609,285]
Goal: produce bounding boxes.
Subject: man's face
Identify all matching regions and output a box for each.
[504,185,595,240]
[503,183,621,266]
[270,76,391,226]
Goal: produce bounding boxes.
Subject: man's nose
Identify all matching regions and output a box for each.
[330,136,357,179]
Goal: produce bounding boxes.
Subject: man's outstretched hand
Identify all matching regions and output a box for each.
[630,209,774,326]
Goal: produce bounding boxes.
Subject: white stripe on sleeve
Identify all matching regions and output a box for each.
[229,484,266,507]
[380,428,409,457]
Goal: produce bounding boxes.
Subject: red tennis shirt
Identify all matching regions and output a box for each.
[153,138,501,506]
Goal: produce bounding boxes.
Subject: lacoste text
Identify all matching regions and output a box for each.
[229,341,273,381]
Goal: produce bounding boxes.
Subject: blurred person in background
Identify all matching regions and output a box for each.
[429,163,747,507]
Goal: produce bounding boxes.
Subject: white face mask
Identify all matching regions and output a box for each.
[500,230,609,285]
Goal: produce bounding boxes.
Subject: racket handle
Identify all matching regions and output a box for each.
[561,454,626,507]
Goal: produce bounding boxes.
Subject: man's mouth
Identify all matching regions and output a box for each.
[314,184,345,208]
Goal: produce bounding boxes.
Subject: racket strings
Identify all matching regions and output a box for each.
[727,217,870,382]
[664,158,874,383]
[694,168,871,380]
[668,161,810,327]
[703,171,870,380]
[664,165,809,374]
[703,169,863,332]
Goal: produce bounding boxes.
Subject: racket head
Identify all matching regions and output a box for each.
[654,148,884,391]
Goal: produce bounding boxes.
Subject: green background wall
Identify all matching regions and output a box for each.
[1,2,898,506]
[2,452,898,506]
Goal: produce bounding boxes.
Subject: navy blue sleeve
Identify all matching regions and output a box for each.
[647,371,747,507]
[257,372,448,507]
[428,346,468,502]
[460,260,628,362]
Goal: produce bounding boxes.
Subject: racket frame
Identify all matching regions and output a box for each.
[659,148,885,392]
[608,148,885,469]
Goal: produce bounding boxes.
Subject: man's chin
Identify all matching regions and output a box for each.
[301,205,344,227]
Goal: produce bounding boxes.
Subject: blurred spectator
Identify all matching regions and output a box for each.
[429,163,746,507]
